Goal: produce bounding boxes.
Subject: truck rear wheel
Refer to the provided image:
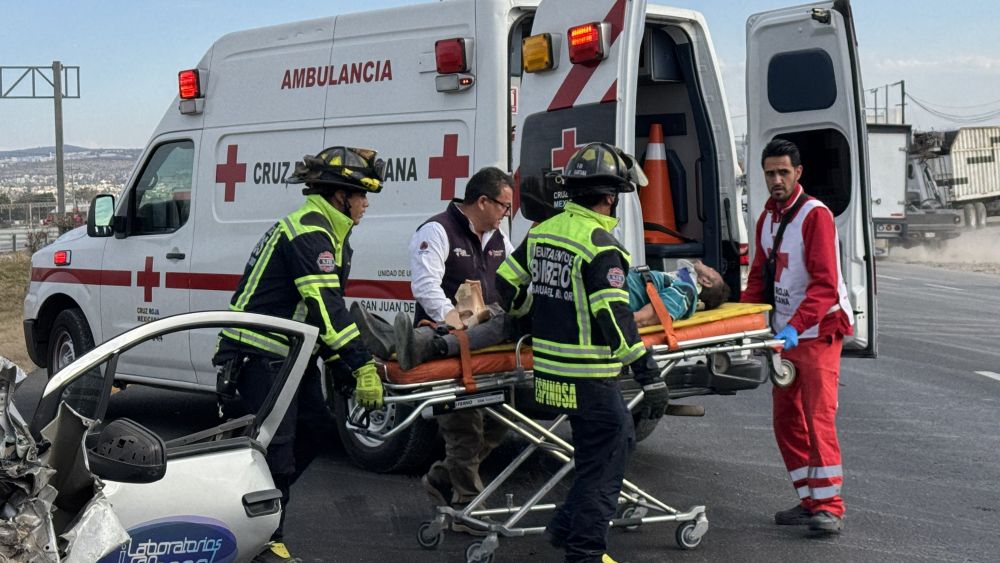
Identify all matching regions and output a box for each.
[963,203,978,229]
[325,373,441,473]
[975,202,988,229]
[46,309,95,378]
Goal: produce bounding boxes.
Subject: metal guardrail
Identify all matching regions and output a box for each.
[0,227,60,254]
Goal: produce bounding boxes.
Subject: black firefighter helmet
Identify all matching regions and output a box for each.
[284,146,386,196]
[552,142,647,196]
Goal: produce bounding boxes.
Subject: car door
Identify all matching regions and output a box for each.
[100,137,200,383]
[33,312,318,563]
[745,0,877,357]
[512,0,648,259]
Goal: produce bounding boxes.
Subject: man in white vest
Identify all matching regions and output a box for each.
[743,139,853,535]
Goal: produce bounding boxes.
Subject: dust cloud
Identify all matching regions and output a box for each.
[888,224,1000,275]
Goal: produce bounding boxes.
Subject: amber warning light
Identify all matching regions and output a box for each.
[178,69,201,99]
[568,22,610,65]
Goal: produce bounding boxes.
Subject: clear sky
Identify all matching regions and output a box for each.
[2,0,998,150]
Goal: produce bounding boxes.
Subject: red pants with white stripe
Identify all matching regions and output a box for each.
[773,333,845,517]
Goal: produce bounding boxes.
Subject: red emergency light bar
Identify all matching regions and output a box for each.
[53,250,71,266]
[568,22,609,65]
[435,38,470,74]
[178,69,202,99]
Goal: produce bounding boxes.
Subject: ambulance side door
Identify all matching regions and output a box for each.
[512,0,647,258]
[745,1,876,357]
[100,136,199,382]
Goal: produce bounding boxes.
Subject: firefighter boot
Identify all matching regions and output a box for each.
[251,542,302,563]
[351,302,396,359]
[394,314,447,370]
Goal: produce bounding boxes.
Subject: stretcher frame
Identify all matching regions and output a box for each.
[347,325,790,563]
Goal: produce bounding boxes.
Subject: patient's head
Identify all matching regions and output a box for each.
[692,261,730,310]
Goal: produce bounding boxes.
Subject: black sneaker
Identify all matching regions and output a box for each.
[774,504,812,525]
[808,511,843,535]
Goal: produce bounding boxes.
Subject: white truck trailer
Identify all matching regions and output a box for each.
[919,126,1000,228]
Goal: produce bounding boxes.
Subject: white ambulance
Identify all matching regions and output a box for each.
[23,0,875,472]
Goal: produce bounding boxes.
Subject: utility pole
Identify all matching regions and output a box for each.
[894,79,906,124]
[0,62,81,214]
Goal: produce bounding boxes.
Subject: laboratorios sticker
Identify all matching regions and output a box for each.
[98,516,238,563]
[607,267,625,288]
[317,251,336,272]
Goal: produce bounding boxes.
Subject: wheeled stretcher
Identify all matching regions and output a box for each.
[347,303,791,562]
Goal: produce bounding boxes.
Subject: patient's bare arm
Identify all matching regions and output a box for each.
[633,304,659,328]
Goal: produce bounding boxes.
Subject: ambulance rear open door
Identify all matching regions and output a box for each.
[512,0,648,261]
[745,0,877,357]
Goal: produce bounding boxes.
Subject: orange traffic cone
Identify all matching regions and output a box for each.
[640,124,682,244]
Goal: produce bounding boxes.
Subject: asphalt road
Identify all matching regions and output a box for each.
[13,260,1000,562]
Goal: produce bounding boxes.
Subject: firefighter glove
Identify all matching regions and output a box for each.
[775,325,799,350]
[353,361,384,410]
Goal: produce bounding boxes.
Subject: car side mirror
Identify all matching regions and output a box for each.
[87,194,116,237]
[88,418,167,483]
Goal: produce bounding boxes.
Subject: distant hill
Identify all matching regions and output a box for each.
[0,146,140,159]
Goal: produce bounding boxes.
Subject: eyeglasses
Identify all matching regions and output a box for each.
[486,196,512,215]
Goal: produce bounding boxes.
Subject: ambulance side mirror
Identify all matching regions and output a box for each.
[87,194,116,238]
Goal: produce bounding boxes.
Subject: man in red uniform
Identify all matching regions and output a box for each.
[742,139,853,535]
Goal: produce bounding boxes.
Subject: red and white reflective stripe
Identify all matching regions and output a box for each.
[811,484,842,501]
[32,266,414,300]
[547,0,627,111]
[809,465,843,479]
[788,466,808,482]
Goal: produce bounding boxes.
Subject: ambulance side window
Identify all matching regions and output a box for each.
[130,141,194,235]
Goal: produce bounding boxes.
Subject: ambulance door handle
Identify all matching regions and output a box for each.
[166,251,186,260]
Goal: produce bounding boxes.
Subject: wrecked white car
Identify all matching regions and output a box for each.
[2,312,318,562]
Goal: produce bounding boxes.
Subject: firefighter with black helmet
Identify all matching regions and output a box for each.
[497,143,668,563]
[212,146,386,562]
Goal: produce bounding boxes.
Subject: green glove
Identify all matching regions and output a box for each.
[353,361,384,410]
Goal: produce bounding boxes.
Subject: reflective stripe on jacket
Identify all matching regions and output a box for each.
[498,202,648,379]
[216,194,371,370]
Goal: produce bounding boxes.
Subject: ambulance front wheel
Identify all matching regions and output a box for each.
[46,308,95,378]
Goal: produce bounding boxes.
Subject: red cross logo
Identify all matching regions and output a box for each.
[428,134,470,200]
[551,128,583,172]
[136,256,160,302]
[216,144,247,202]
[774,251,790,283]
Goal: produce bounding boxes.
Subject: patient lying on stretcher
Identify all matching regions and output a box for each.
[352,260,730,370]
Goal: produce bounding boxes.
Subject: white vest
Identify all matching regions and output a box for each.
[759,197,854,339]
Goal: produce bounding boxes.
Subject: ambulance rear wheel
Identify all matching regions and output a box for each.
[46,308,94,378]
[329,380,442,473]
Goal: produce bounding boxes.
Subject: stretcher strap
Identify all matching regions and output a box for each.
[645,279,679,350]
[450,329,477,392]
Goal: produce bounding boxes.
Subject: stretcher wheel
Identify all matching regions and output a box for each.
[417,521,444,549]
[465,541,494,563]
[621,506,648,530]
[675,521,703,550]
[770,359,796,388]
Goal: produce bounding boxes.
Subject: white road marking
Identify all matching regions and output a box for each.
[924,283,964,292]
[974,371,1000,383]
[878,274,902,280]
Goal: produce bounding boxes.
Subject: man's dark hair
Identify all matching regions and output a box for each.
[699,280,731,310]
[570,192,609,209]
[761,138,801,167]
[462,167,514,203]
